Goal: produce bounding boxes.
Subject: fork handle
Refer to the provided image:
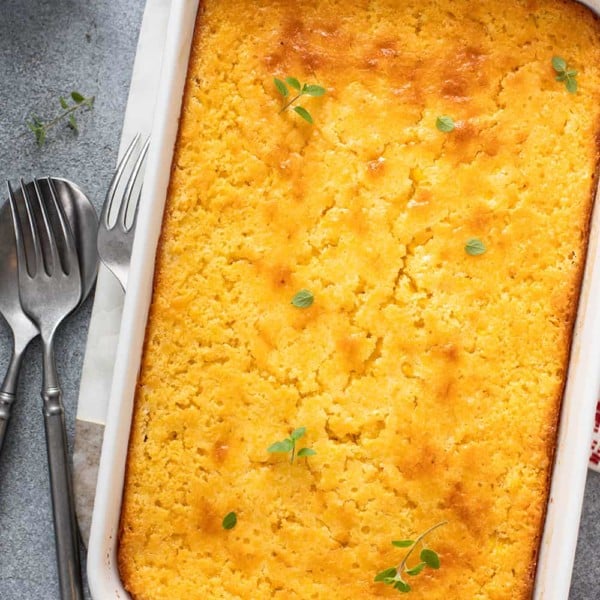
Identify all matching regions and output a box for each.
[0,391,14,455]
[43,387,83,600]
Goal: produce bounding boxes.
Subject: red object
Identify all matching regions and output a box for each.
[589,400,600,469]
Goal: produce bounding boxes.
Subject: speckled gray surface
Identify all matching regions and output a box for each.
[0,1,144,598]
[0,1,598,599]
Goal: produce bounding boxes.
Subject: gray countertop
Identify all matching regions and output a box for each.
[0,1,598,598]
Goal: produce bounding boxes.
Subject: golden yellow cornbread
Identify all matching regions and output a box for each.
[118,0,600,598]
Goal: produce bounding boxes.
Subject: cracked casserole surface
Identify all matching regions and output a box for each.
[118,1,600,598]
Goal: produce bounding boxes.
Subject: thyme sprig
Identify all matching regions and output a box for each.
[274,77,326,124]
[552,56,577,94]
[26,91,95,145]
[267,426,316,464]
[375,521,447,593]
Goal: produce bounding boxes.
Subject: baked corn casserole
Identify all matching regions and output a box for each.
[118,0,600,598]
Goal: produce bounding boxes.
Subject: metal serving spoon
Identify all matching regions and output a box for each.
[0,178,98,455]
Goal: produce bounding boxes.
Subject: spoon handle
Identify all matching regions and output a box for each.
[42,336,83,600]
[0,342,26,456]
[0,407,9,454]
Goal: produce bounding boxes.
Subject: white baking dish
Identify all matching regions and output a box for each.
[87,1,600,597]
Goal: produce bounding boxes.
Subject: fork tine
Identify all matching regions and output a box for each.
[101,133,141,228]
[20,179,44,276]
[118,136,150,232]
[44,178,77,275]
[32,178,62,276]
[6,181,30,279]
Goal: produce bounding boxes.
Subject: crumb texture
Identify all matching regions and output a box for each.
[118,1,600,598]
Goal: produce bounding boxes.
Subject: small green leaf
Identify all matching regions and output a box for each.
[293,105,313,124]
[374,567,397,582]
[32,126,46,146]
[391,540,414,548]
[274,78,288,97]
[290,427,306,441]
[71,91,85,103]
[551,57,578,93]
[267,439,294,453]
[297,447,316,458]
[291,289,314,308]
[222,511,237,530]
[85,95,96,108]
[285,76,302,91]
[551,55,567,73]
[406,562,426,576]
[436,115,455,133]
[28,115,43,130]
[420,548,441,569]
[59,96,69,109]
[394,580,411,592]
[304,84,326,97]
[68,114,78,132]
[465,238,486,256]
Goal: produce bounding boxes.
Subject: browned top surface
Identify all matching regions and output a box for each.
[118,1,600,598]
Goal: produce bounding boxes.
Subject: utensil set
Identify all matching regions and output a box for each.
[8,177,84,599]
[0,135,148,600]
[0,180,99,453]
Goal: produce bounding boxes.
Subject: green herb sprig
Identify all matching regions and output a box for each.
[267,427,316,464]
[26,91,95,145]
[274,77,326,124]
[552,56,578,94]
[291,289,314,308]
[375,521,447,594]
[222,511,237,530]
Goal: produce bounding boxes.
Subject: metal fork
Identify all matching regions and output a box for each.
[97,134,149,289]
[8,178,83,600]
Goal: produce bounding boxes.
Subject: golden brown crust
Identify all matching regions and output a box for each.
[525,109,600,593]
[118,1,600,598]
